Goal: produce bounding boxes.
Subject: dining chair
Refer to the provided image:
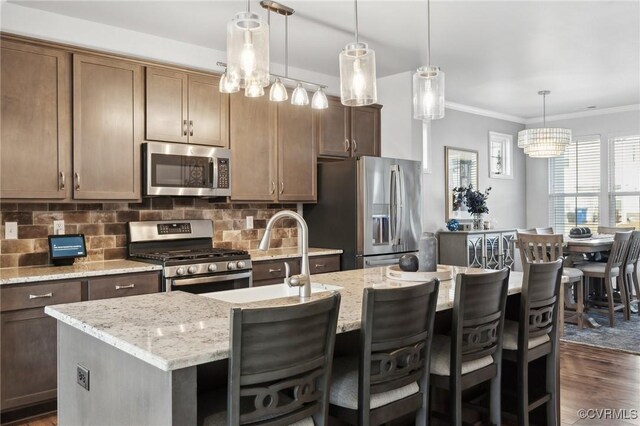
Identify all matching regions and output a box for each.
[576,231,633,326]
[597,226,635,235]
[517,231,584,330]
[621,231,640,316]
[201,292,341,426]
[429,268,510,426]
[535,227,554,234]
[329,279,440,426]
[502,259,563,426]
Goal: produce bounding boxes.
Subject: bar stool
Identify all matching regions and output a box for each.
[329,280,440,425]
[576,231,632,326]
[201,292,341,426]
[518,230,585,330]
[502,259,563,426]
[621,231,640,315]
[429,268,510,426]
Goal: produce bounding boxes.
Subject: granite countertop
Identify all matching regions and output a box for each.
[249,247,343,262]
[0,260,163,285]
[45,266,523,372]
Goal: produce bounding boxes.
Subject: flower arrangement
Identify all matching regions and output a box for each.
[452,185,492,214]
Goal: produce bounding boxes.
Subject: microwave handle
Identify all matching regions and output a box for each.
[210,158,216,189]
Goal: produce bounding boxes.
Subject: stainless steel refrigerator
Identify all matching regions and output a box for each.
[304,156,422,270]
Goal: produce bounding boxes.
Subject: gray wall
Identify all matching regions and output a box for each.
[525,110,640,228]
[378,72,527,233]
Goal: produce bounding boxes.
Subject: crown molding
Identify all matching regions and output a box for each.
[525,104,640,124]
[445,101,527,124]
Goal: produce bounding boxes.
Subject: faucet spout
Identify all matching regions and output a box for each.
[259,210,311,298]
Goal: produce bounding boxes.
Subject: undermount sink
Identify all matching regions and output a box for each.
[200,283,342,304]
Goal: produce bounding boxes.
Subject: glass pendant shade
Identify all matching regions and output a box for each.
[269,78,288,102]
[340,42,377,106]
[226,11,270,89]
[413,65,444,120]
[219,71,240,93]
[291,83,309,106]
[311,88,329,110]
[245,79,264,97]
[519,128,572,158]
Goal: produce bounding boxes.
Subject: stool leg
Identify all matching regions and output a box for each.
[576,279,584,329]
[619,274,630,321]
[546,353,559,426]
[558,284,565,337]
[633,267,640,316]
[517,358,528,426]
[490,371,502,426]
[605,276,616,327]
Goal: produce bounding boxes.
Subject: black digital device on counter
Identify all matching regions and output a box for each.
[48,234,87,266]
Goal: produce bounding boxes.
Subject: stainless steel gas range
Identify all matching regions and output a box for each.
[127,220,252,293]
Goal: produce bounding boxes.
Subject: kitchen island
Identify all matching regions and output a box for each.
[46,267,524,425]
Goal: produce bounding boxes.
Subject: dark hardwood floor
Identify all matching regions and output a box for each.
[11,342,640,426]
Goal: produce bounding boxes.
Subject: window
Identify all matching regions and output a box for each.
[609,135,640,228]
[549,136,601,234]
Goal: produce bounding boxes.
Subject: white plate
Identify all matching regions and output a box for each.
[386,264,454,282]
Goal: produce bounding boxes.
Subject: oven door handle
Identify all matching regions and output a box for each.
[171,271,252,287]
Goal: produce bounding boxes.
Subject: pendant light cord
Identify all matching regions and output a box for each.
[247,0,250,12]
[543,93,546,127]
[354,0,359,43]
[285,16,289,78]
[427,0,431,66]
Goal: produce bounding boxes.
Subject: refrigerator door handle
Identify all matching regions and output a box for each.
[397,165,405,248]
[390,165,402,246]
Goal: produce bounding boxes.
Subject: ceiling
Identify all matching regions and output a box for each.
[7,0,640,118]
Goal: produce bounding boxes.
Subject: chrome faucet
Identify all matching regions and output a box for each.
[259,210,311,299]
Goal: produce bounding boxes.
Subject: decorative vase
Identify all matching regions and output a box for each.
[418,232,437,272]
[472,213,484,230]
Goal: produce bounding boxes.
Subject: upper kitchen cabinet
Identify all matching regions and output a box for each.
[0,40,71,199]
[145,67,229,147]
[73,54,143,200]
[230,92,317,202]
[317,96,381,159]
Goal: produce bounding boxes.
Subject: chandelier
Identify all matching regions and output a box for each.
[518,91,571,158]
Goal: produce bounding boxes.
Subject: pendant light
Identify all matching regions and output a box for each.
[226,0,270,89]
[339,0,377,106]
[291,83,309,105]
[413,0,444,120]
[518,91,571,158]
[268,5,288,102]
[311,88,329,109]
[219,69,240,93]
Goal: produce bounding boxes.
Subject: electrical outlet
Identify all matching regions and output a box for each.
[77,365,89,391]
[4,222,17,240]
[53,220,65,235]
[246,216,254,229]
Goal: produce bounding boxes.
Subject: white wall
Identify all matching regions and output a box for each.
[525,109,640,228]
[378,74,527,233]
[0,2,340,93]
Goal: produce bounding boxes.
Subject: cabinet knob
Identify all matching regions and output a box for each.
[115,284,135,290]
[344,139,350,152]
[29,292,53,300]
[270,181,276,195]
[353,139,358,152]
[183,120,188,136]
[59,172,65,190]
[75,172,80,190]
[189,120,194,136]
[279,182,284,194]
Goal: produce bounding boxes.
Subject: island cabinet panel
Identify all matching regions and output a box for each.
[0,41,71,199]
[317,97,381,159]
[0,280,81,411]
[88,271,161,301]
[252,258,301,286]
[73,54,143,200]
[229,93,278,201]
[309,254,341,275]
[146,68,229,147]
[277,99,317,202]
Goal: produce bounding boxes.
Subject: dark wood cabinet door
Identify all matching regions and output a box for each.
[277,99,317,202]
[317,97,350,158]
[1,308,58,410]
[350,105,381,157]
[145,67,188,143]
[187,74,229,147]
[0,41,71,199]
[229,93,277,201]
[252,258,302,286]
[88,272,160,301]
[73,54,143,200]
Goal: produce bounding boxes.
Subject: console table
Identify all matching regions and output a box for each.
[437,229,517,270]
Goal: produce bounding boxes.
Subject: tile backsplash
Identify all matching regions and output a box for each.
[0,198,299,268]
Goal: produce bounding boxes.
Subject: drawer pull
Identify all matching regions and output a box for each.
[268,268,282,273]
[115,284,136,290]
[314,264,326,268]
[29,292,53,300]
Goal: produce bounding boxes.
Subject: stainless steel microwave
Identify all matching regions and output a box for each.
[143,142,231,197]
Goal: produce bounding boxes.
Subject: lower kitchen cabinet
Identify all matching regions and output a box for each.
[0,271,161,415]
[252,254,341,287]
[437,229,517,270]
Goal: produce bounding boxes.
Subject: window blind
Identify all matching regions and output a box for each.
[549,136,601,235]
[609,135,640,228]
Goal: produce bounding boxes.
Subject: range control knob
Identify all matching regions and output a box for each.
[208,264,218,272]
[236,261,246,269]
[227,262,237,270]
[187,266,197,274]
[176,267,186,276]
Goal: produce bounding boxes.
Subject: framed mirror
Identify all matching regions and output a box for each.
[445,146,479,221]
